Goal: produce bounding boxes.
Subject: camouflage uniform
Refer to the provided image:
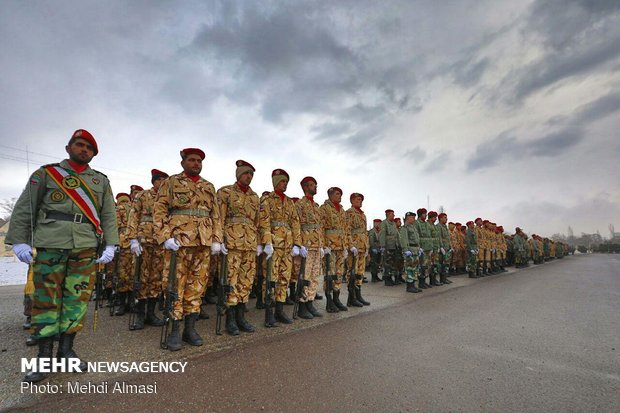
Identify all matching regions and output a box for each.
[465,226,478,276]
[368,226,382,280]
[399,221,421,286]
[345,206,368,286]
[379,218,399,284]
[115,199,134,293]
[475,223,488,274]
[437,221,452,283]
[320,200,350,291]
[296,195,324,302]
[154,173,223,320]
[414,218,434,286]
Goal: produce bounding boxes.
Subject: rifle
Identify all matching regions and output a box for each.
[160,250,178,349]
[128,255,142,330]
[348,254,356,292]
[215,253,229,336]
[108,249,120,316]
[264,256,275,327]
[292,257,307,319]
[255,254,264,309]
[93,263,105,332]
[325,253,333,297]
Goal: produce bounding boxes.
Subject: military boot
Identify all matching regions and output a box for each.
[285,284,295,306]
[431,271,442,286]
[384,273,395,286]
[249,283,257,299]
[182,313,203,346]
[325,291,339,313]
[275,302,293,324]
[296,301,314,319]
[355,279,371,305]
[371,272,382,282]
[23,337,54,383]
[205,284,217,304]
[264,305,278,327]
[315,292,323,300]
[166,320,182,351]
[441,270,453,284]
[406,282,419,293]
[26,336,37,346]
[236,303,256,332]
[131,299,146,330]
[199,296,210,320]
[226,306,240,335]
[418,273,428,289]
[347,284,364,307]
[57,333,87,372]
[145,298,165,326]
[114,292,127,316]
[332,290,348,311]
[23,316,32,330]
[306,300,322,317]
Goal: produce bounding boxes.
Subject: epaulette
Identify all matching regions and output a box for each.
[91,169,108,178]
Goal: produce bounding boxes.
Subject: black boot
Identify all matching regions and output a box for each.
[315,292,323,300]
[347,284,364,307]
[182,313,203,346]
[146,298,165,326]
[275,302,293,324]
[131,299,146,330]
[57,333,87,372]
[431,271,442,286]
[205,285,217,304]
[441,270,453,284]
[236,303,256,332]
[384,274,395,286]
[406,282,419,293]
[249,283,257,299]
[285,284,295,305]
[306,300,322,317]
[166,320,182,351]
[362,276,369,283]
[23,316,32,330]
[23,337,54,383]
[158,293,165,311]
[296,301,314,319]
[418,274,428,289]
[114,292,127,316]
[326,291,339,313]
[332,290,348,311]
[355,282,371,305]
[265,305,278,327]
[226,306,240,336]
[393,272,402,285]
[199,296,210,320]
[371,273,382,282]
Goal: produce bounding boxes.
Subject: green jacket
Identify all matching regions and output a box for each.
[399,222,420,252]
[513,234,525,252]
[379,219,399,250]
[368,229,381,250]
[415,220,433,251]
[466,228,478,251]
[429,222,440,250]
[438,223,451,249]
[5,159,119,249]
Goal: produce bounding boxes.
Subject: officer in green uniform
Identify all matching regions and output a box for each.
[399,212,422,293]
[465,221,479,277]
[368,219,382,282]
[6,129,119,383]
[379,209,399,286]
[414,208,433,289]
[427,211,442,286]
[436,213,453,285]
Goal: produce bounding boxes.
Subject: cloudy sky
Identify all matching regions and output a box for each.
[1,0,619,238]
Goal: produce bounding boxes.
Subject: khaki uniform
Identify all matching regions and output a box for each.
[475,225,488,263]
[346,207,369,286]
[154,173,222,320]
[296,196,323,302]
[320,200,351,291]
[115,200,134,293]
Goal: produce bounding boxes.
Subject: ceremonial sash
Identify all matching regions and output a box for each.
[44,165,103,234]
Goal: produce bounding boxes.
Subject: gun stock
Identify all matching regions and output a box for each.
[160,251,178,349]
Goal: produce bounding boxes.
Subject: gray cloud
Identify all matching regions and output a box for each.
[403,146,426,162]
[423,151,452,174]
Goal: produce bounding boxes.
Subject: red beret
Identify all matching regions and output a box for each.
[466,221,474,225]
[300,176,317,187]
[373,218,381,223]
[180,148,205,160]
[130,185,144,192]
[395,217,401,222]
[438,213,447,219]
[417,208,427,215]
[327,187,342,195]
[236,159,256,171]
[483,220,489,224]
[261,191,270,196]
[428,211,438,217]
[70,129,98,155]
[475,217,482,223]
[115,192,130,201]
[385,209,394,214]
[350,192,364,202]
[497,226,504,232]
[151,169,169,179]
[272,169,290,179]
[455,222,462,227]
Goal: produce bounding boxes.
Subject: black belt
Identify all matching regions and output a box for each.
[46,211,92,224]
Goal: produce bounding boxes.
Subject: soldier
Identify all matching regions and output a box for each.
[259,169,302,324]
[436,213,453,285]
[368,219,382,282]
[379,209,399,287]
[427,211,442,286]
[415,208,433,289]
[153,148,223,351]
[6,129,118,382]
[394,217,404,284]
[465,221,479,278]
[294,176,324,319]
[513,227,526,268]
[320,186,352,312]
[126,169,169,328]
[475,218,488,275]
[346,193,370,306]
[458,224,468,273]
[216,160,268,334]
[399,212,422,293]
[111,192,134,315]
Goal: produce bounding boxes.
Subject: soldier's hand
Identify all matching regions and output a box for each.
[256,244,264,256]
[323,247,332,255]
[404,250,413,257]
[291,245,301,257]
[220,243,229,255]
[300,246,308,258]
[130,239,142,257]
[164,238,180,251]
[211,242,222,255]
[440,248,446,255]
[320,248,325,258]
[470,249,475,254]
[350,246,358,256]
[12,243,33,264]
[264,243,274,258]
[96,245,116,264]
[372,248,378,254]
[418,248,424,257]
[343,249,348,259]
[380,247,385,253]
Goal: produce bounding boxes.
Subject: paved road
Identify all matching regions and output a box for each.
[5,254,620,412]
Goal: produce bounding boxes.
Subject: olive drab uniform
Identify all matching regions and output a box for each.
[429,222,441,285]
[465,227,478,276]
[437,222,452,284]
[415,219,434,287]
[320,200,351,290]
[6,159,119,338]
[379,219,399,285]
[296,195,324,303]
[153,173,223,321]
[399,222,421,288]
[368,227,382,280]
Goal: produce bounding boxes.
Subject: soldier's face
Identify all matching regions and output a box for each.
[304,181,317,196]
[429,216,437,223]
[387,211,395,221]
[181,154,203,176]
[153,177,165,190]
[374,222,380,229]
[238,171,253,186]
[419,213,427,221]
[351,196,362,208]
[440,216,447,224]
[405,216,415,225]
[276,179,288,192]
[330,191,342,204]
[66,138,95,164]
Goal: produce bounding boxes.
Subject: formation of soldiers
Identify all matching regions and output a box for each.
[6,130,572,383]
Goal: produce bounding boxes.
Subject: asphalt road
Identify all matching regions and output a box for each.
[4,254,620,412]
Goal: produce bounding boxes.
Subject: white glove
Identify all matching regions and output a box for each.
[404,250,413,257]
[440,248,446,255]
[372,248,378,254]
[256,244,263,256]
[221,243,228,255]
[211,242,222,255]
[292,245,301,257]
[365,250,369,258]
[350,246,358,256]
[320,248,325,258]
[380,247,385,253]
[470,249,475,254]
[264,243,274,258]
[96,245,116,264]
[13,244,33,264]
[130,239,142,257]
[164,238,180,251]
[449,248,454,253]
[418,248,424,256]
[343,249,348,259]
[492,248,496,253]
[300,246,308,258]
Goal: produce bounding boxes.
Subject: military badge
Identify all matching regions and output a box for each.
[62,175,81,189]
[50,190,66,202]
[92,177,100,185]
[178,195,188,205]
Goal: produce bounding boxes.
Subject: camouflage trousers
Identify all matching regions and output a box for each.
[226,249,255,306]
[301,248,321,302]
[165,246,210,320]
[419,250,433,278]
[455,248,466,269]
[116,248,133,293]
[466,250,478,273]
[404,255,421,283]
[369,251,382,276]
[323,249,345,291]
[268,247,292,303]
[346,250,367,286]
[31,248,97,338]
[291,255,301,284]
[138,244,164,300]
[382,249,399,279]
[436,250,452,273]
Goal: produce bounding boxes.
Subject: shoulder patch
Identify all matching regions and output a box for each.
[91,169,108,178]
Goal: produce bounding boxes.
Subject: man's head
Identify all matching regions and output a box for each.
[385,209,395,221]
[327,187,342,204]
[428,211,437,223]
[236,160,255,186]
[180,148,205,176]
[438,213,447,224]
[66,129,97,164]
[395,217,402,228]
[417,208,427,221]
[350,193,364,208]
[373,218,381,229]
[130,184,144,198]
[405,211,416,225]
[151,169,169,190]
[272,169,289,192]
[300,176,317,197]
[466,221,474,229]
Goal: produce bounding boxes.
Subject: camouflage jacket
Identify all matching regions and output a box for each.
[320,200,350,251]
[429,222,440,251]
[5,159,119,249]
[126,188,158,245]
[217,183,268,251]
[116,200,132,249]
[296,195,323,249]
[475,226,488,250]
[259,192,301,249]
[346,207,369,251]
[399,222,420,252]
[466,228,478,251]
[415,220,434,251]
[368,229,381,250]
[379,219,399,250]
[437,223,451,249]
[153,172,223,247]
